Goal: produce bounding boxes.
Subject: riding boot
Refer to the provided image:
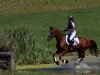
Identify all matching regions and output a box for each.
[68,40,74,52]
[68,45,73,52]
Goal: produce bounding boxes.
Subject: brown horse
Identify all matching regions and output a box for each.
[47,26,99,65]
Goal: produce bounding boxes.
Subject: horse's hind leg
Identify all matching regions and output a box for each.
[62,57,69,64]
[76,50,85,65]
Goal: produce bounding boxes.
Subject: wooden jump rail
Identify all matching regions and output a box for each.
[0,52,15,70]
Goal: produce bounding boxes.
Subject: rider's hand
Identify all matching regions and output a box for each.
[63,29,67,32]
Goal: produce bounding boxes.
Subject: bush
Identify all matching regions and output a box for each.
[2,25,53,65]
[3,25,36,64]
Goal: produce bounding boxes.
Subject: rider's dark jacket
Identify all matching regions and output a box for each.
[67,21,75,30]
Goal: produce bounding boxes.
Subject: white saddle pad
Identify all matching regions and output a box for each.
[66,35,79,45]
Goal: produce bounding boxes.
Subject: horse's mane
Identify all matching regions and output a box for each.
[53,27,66,36]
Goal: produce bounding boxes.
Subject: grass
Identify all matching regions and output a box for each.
[0,0,100,14]
[16,64,57,70]
[0,7,100,64]
[0,0,100,65]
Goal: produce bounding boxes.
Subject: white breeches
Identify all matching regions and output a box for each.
[69,30,76,41]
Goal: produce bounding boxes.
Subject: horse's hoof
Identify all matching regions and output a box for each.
[59,57,61,60]
[65,60,69,64]
[62,59,64,63]
[55,61,59,65]
[62,60,69,64]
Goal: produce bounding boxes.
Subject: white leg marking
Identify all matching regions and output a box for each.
[64,60,66,63]
[76,58,81,65]
[54,57,58,61]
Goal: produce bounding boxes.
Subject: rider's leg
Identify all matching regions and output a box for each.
[68,31,76,52]
[69,30,76,41]
[68,40,74,52]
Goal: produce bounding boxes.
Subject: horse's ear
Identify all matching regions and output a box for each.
[49,26,53,30]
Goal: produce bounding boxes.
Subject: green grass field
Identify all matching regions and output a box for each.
[0,0,100,65]
[0,0,100,14]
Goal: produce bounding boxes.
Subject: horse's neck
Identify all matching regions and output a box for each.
[55,32,65,43]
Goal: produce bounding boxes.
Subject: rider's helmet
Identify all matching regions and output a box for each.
[68,16,74,21]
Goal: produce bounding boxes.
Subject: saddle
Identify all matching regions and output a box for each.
[66,35,79,45]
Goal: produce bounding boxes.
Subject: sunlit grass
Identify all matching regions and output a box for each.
[0,0,100,65]
[0,7,100,64]
[16,64,57,70]
[0,0,100,14]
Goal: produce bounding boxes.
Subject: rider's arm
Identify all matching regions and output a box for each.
[69,22,75,30]
[63,22,75,32]
[67,22,76,31]
[63,28,67,32]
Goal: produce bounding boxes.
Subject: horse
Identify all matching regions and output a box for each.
[47,26,100,65]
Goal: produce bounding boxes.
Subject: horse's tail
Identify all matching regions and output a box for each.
[89,40,100,57]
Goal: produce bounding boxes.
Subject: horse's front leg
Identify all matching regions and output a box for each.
[53,50,61,65]
[59,50,69,64]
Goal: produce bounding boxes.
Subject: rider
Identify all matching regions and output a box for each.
[63,16,76,52]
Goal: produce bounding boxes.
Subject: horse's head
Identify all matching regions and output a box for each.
[47,26,58,41]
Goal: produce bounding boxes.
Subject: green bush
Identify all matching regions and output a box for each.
[2,25,53,65]
[3,26,35,64]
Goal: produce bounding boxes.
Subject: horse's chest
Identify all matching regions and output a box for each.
[56,44,62,49]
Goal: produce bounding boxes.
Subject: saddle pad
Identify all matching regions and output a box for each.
[66,35,79,45]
